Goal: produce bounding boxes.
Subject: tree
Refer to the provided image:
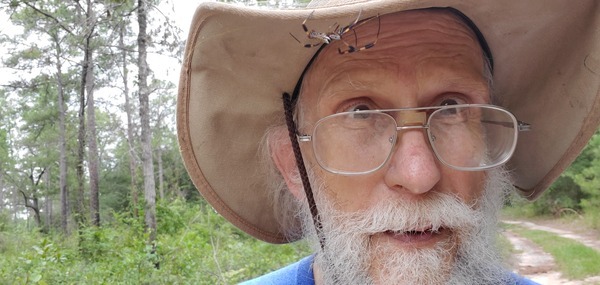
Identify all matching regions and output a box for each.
[137,0,157,242]
[47,24,71,234]
[573,131,600,227]
[79,0,101,227]
[0,91,14,218]
[0,0,186,236]
[3,74,64,231]
[150,81,176,200]
[116,4,140,216]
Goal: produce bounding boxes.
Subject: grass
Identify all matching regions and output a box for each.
[506,224,600,280]
[496,232,515,262]
[501,205,540,220]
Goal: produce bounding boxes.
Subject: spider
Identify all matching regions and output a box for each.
[289,10,380,55]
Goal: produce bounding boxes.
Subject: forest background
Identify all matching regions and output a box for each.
[0,0,598,284]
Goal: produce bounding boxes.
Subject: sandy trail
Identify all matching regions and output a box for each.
[503,220,600,285]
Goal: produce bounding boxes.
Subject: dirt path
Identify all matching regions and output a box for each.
[503,220,600,285]
[504,220,600,253]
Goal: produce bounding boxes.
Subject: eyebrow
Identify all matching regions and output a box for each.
[316,64,491,107]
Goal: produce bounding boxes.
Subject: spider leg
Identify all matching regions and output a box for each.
[289,32,302,43]
[348,13,379,32]
[338,9,363,35]
[337,29,358,54]
[337,14,381,54]
[303,10,315,27]
[301,10,317,35]
[305,42,322,48]
[370,14,381,46]
[350,9,362,29]
[328,22,339,34]
[302,23,309,33]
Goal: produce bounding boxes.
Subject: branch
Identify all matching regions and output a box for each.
[19,189,33,209]
[23,1,75,36]
[33,167,46,187]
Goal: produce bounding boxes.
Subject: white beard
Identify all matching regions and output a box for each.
[300,168,515,285]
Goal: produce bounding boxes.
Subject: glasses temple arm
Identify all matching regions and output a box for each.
[481,120,532,132]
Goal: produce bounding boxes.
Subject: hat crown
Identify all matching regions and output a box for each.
[307,0,369,8]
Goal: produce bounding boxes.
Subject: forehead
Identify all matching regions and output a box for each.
[299,9,486,109]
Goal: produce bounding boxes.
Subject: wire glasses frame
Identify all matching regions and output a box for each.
[297,104,531,175]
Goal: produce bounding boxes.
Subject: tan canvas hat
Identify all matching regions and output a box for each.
[177,0,600,243]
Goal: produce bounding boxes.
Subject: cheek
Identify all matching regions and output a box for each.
[439,169,486,203]
[316,170,384,212]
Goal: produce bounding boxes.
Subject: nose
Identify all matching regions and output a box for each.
[383,130,441,195]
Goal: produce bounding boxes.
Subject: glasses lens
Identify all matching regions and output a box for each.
[313,111,396,174]
[428,106,517,170]
[310,105,518,174]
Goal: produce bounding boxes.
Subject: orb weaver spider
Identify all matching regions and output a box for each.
[289,10,380,54]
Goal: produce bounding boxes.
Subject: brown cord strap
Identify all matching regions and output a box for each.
[282,92,325,251]
[280,43,328,251]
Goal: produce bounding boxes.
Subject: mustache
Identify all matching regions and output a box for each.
[320,191,484,236]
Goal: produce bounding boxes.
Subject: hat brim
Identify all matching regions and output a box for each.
[178,0,600,243]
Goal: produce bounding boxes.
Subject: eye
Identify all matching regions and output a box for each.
[347,103,373,112]
[339,103,375,120]
[350,105,373,120]
[440,98,461,106]
[435,97,468,116]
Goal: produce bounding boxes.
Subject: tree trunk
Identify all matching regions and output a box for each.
[54,32,69,234]
[138,0,157,242]
[85,0,100,227]
[0,172,4,211]
[44,169,52,232]
[157,147,164,200]
[45,194,52,230]
[121,22,139,217]
[87,51,100,227]
[25,168,46,231]
[76,40,87,229]
[12,187,19,221]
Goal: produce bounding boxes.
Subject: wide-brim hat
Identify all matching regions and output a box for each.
[177,0,600,243]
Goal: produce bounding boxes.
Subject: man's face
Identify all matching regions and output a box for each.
[298,8,490,208]
[276,9,508,284]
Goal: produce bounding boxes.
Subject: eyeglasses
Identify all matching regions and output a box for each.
[297,104,531,175]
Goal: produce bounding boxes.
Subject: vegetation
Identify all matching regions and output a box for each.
[505,131,600,229]
[0,0,313,283]
[0,199,311,284]
[506,224,600,280]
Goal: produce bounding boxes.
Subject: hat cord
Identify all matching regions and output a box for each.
[281,44,328,251]
[282,92,326,252]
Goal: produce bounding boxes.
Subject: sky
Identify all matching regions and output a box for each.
[170,0,211,36]
[0,0,211,88]
[152,0,211,85]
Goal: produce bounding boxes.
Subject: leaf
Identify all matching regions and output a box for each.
[30,274,42,283]
[32,245,43,255]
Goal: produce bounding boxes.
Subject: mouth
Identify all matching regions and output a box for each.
[383,226,448,246]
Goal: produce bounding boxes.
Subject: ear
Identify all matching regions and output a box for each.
[269,127,305,200]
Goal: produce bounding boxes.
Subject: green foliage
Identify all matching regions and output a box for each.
[509,225,600,279]
[572,132,600,228]
[530,175,583,216]
[0,200,311,284]
[505,131,600,224]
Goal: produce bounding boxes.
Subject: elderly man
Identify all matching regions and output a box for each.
[177,1,600,284]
